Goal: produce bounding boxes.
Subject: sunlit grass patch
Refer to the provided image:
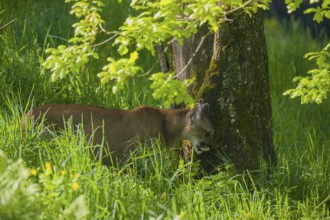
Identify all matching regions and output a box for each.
[0,150,89,220]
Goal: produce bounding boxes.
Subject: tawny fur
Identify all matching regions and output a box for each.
[22,103,213,164]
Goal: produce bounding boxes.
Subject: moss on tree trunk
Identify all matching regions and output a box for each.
[171,11,277,174]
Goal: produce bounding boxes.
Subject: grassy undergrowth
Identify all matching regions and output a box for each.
[1,1,330,219]
[0,102,329,219]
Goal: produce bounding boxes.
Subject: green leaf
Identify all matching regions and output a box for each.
[284,43,330,104]
[149,72,194,108]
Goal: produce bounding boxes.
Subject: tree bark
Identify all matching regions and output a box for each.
[171,11,277,175]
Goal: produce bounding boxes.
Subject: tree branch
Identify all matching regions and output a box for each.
[155,44,170,73]
[93,33,118,47]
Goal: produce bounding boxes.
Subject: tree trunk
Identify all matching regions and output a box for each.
[171,11,277,175]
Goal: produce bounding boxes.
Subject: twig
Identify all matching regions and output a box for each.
[93,33,118,47]
[223,0,254,17]
[99,24,116,35]
[0,18,17,30]
[92,24,118,47]
[141,60,159,77]
[173,32,210,79]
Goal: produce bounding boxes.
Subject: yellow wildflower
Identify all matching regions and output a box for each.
[72,182,80,191]
[74,173,80,178]
[31,169,37,176]
[61,170,66,176]
[45,162,52,172]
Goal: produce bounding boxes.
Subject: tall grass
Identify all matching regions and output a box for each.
[0,1,330,219]
[1,105,329,219]
[265,19,330,208]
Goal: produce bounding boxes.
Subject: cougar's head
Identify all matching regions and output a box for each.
[183,103,214,154]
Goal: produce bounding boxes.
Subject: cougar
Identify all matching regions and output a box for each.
[22,103,214,164]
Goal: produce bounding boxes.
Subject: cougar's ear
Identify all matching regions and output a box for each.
[189,103,202,120]
[201,103,210,115]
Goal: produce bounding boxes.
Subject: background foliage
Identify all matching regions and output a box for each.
[40,0,271,108]
[284,0,330,103]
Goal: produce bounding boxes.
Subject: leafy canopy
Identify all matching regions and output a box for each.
[284,44,330,104]
[42,0,270,108]
[284,0,330,104]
